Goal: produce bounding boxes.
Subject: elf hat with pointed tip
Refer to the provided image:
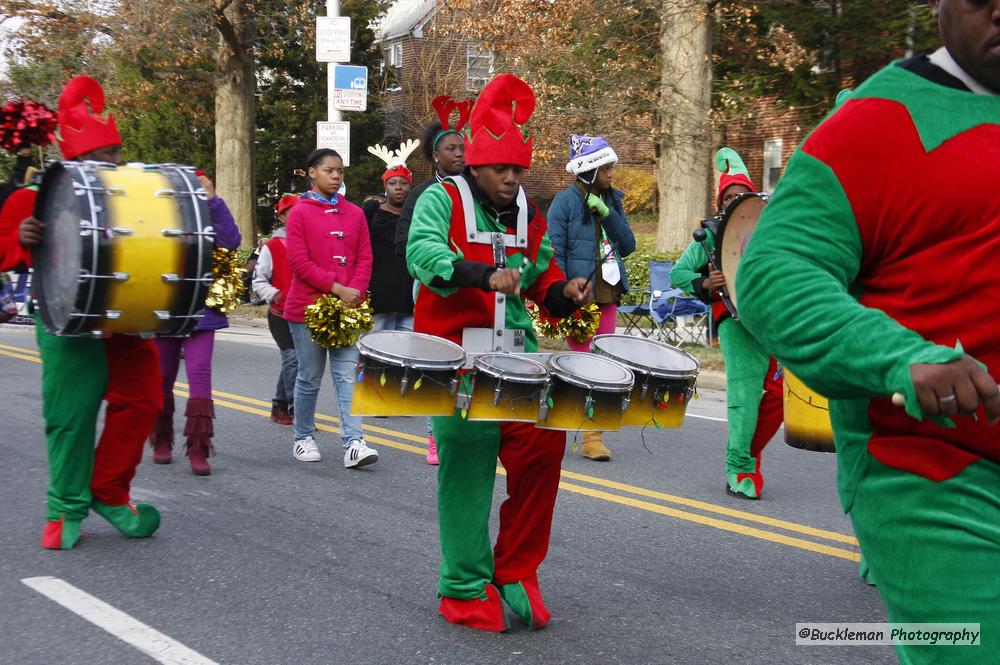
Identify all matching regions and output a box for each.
[715,147,755,208]
[565,134,618,175]
[55,76,122,160]
[464,74,535,168]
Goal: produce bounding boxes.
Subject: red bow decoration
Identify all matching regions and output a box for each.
[0,99,57,152]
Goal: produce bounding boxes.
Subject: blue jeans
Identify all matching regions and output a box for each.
[275,347,298,405]
[289,322,364,447]
[372,312,414,332]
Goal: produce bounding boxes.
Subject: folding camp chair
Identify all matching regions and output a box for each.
[618,260,675,338]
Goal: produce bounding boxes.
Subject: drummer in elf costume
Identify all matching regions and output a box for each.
[0,76,167,549]
[670,149,783,500]
[407,74,592,632]
[737,1,1000,661]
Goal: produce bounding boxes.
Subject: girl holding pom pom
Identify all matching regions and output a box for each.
[283,149,377,469]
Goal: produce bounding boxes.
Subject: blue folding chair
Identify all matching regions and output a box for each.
[648,261,710,346]
[618,260,675,338]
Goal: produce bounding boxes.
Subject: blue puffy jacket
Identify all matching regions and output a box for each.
[547,183,635,292]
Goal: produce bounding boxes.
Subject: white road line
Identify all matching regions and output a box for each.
[21,576,219,665]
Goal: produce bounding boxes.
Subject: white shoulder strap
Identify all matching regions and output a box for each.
[447,175,528,249]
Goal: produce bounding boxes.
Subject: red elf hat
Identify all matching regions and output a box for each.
[464,74,534,168]
[715,147,754,209]
[55,76,122,159]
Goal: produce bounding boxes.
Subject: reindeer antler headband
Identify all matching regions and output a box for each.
[367,138,421,184]
[430,95,474,150]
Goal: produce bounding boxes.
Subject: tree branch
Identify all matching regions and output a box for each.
[141,66,216,84]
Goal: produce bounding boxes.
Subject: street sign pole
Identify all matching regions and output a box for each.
[327,0,341,123]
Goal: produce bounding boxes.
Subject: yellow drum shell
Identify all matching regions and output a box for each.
[351,366,458,417]
[101,167,183,333]
[537,381,627,432]
[621,378,695,428]
[466,378,545,422]
[783,369,835,452]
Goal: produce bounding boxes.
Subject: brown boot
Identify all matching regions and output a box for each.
[581,431,611,461]
[183,398,215,476]
[150,394,174,464]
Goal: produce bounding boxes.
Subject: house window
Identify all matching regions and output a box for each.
[763,138,783,193]
[385,41,403,91]
[467,44,493,91]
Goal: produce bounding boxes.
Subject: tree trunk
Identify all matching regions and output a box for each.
[656,0,712,253]
[214,0,256,248]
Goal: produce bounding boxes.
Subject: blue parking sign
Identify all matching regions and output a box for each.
[332,65,368,112]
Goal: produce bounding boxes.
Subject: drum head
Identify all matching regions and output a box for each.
[591,334,699,379]
[33,162,105,334]
[547,352,633,393]
[474,353,548,383]
[357,331,465,370]
[716,192,768,310]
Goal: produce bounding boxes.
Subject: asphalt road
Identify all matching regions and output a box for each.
[0,323,897,665]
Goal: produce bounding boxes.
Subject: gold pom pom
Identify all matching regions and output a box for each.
[526,300,560,339]
[557,303,601,343]
[304,293,374,349]
[205,248,246,313]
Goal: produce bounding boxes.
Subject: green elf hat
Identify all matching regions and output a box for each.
[715,147,755,208]
[464,73,535,168]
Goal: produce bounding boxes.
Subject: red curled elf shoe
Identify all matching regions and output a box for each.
[41,515,82,550]
[438,583,509,632]
[496,574,551,630]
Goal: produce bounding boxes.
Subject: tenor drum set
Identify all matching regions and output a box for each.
[351,331,701,433]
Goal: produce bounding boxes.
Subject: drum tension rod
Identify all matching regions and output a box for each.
[493,381,503,406]
[161,274,213,284]
[162,228,216,238]
[79,270,129,283]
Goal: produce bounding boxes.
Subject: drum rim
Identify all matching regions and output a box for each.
[591,334,699,379]
[473,353,549,384]
[547,351,634,392]
[357,330,466,370]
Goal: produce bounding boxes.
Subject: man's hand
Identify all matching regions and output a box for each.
[705,269,726,291]
[563,277,593,305]
[197,174,216,199]
[18,216,44,247]
[910,356,1000,424]
[488,268,522,295]
[586,193,610,218]
[333,283,362,307]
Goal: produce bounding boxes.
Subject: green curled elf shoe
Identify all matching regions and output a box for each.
[726,472,761,500]
[496,575,551,630]
[858,553,877,587]
[91,500,160,538]
[41,516,82,550]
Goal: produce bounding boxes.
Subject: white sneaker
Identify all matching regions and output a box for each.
[344,439,378,469]
[293,436,321,462]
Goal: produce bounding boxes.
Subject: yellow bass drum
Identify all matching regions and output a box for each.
[783,369,835,453]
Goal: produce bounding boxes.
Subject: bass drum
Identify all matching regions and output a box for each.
[716,191,769,312]
[783,369,835,453]
[32,161,214,336]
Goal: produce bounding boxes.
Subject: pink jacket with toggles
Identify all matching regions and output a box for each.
[283,196,373,323]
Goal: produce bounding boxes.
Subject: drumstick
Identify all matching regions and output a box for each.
[692,228,738,318]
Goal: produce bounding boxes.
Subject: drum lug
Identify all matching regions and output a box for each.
[492,381,503,406]
[78,271,129,283]
[621,396,631,414]
[109,227,133,237]
[400,368,411,396]
[155,188,177,198]
[105,310,122,320]
[153,311,171,321]
[448,377,459,396]
[161,226,215,238]
[640,376,650,402]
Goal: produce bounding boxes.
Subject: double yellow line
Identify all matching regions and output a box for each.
[0,340,860,561]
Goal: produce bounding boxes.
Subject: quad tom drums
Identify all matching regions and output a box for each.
[352,331,465,416]
[464,353,549,422]
[32,161,214,336]
[591,334,699,428]
[537,352,634,432]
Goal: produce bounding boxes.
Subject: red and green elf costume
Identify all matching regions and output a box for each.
[670,150,783,499]
[737,52,1000,664]
[0,77,162,550]
[407,75,581,632]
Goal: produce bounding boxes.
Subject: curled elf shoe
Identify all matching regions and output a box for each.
[726,473,761,500]
[497,575,551,630]
[91,501,160,538]
[425,434,439,466]
[41,516,82,550]
[438,584,508,633]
